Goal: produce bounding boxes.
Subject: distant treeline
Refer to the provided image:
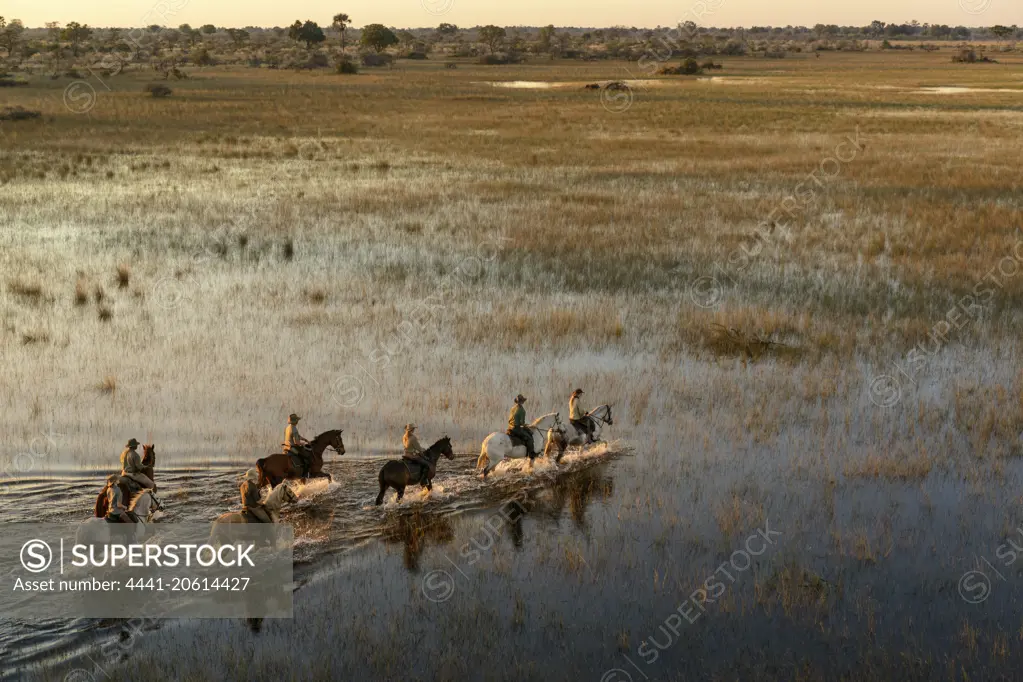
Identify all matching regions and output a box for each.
[0,16,1019,74]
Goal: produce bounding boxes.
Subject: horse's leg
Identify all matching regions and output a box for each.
[376,480,387,506]
[396,485,405,502]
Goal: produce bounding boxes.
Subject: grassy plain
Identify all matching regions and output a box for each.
[3,49,1023,680]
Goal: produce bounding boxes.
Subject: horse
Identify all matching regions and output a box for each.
[256,429,345,488]
[77,489,163,546]
[94,443,158,518]
[211,481,298,527]
[563,404,614,447]
[476,412,565,480]
[376,436,455,505]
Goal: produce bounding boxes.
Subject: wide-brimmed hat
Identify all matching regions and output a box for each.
[572,388,584,396]
[241,468,259,483]
[288,413,301,423]
[514,394,527,403]
[405,423,417,431]
[126,438,140,449]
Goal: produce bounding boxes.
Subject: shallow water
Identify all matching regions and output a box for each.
[0,442,627,676]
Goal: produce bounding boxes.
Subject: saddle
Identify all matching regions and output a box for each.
[284,445,310,474]
[241,509,269,523]
[402,457,433,485]
[508,430,536,454]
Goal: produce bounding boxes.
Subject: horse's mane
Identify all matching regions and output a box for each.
[422,436,452,460]
[311,429,342,443]
[265,482,295,510]
[128,489,150,509]
[531,412,559,427]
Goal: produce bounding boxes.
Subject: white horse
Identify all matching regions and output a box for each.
[76,490,163,546]
[211,481,297,527]
[563,404,614,447]
[476,412,564,480]
[210,482,297,549]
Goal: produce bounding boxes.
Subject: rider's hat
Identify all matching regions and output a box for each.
[572,388,584,396]
[242,468,259,483]
[405,423,416,431]
[514,394,526,403]
[289,413,301,423]
[126,438,139,449]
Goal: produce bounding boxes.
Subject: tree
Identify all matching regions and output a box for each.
[225,28,249,47]
[200,24,217,35]
[360,24,398,53]
[60,21,92,56]
[436,22,458,38]
[478,25,506,53]
[332,13,351,53]
[178,24,201,45]
[991,25,1014,40]
[398,30,416,49]
[0,18,24,57]
[537,24,555,53]
[289,20,326,50]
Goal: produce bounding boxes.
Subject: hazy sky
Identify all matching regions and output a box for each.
[4,0,1018,29]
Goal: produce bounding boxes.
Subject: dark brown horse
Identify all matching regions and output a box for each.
[376,436,455,505]
[94,443,157,518]
[257,429,345,488]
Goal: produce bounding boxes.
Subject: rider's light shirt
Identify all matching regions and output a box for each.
[107,483,126,516]
[120,447,143,475]
[284,424,303,452]
[403,432,423,456]
[569,395,585,421]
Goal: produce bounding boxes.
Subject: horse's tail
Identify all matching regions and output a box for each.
[94,486,108,518]
[256,458,268,488]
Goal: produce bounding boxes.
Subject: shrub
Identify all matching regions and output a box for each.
[478,52,524,65]
[0,76,29,87]
[74,279,88,306]
[360,52,393,67]
[400,51,428,60]
[657,58,703,75]
[116,264,131,289]
[192,47,214,66]
[336,56,358,74]
[0,106,41,121]
[444,62,457,69]
[144,83,172,97]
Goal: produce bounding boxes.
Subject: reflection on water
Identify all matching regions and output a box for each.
[378,463,616,573]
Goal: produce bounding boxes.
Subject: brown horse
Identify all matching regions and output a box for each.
[375,436,455,505]
[257,429,344,488]
[94,443,157,518]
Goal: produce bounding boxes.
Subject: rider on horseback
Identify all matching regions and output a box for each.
[283,413,313,478]
[240,469,272,523]
[569,388,595,444]
[120,438,155,492]
[507,394,536,459]
[105,474,139,523]
[402,424,436,482]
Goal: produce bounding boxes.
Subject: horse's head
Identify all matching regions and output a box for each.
[438,436,455,460]
[142,443,156,466]
[319,429,345,456]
